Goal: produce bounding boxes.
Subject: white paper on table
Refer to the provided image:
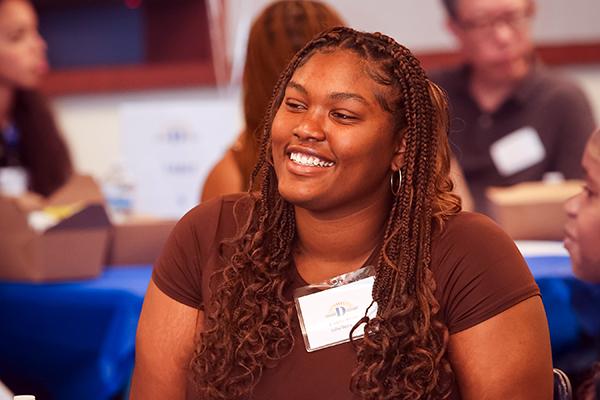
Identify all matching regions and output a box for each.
[515,240,569,257]
[120,98,241,218]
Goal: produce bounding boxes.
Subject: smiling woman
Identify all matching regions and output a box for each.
[132,27,553,400]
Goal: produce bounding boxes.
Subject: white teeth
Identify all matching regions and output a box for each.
[289,152,334,167]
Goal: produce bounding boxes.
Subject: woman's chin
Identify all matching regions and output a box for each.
[278,189,314,208]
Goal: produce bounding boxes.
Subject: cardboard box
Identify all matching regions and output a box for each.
[107,216,176,266]
[0,175,111,282]
[486,180,583,240]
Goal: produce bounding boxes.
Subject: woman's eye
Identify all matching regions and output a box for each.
[7,29,25,42]
[331,111,357,121]
[284,100,305,111]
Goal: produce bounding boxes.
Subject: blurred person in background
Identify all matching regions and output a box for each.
[0,0,72,199]
[564,128,600,399]
[200,0,345,202]
[432,0,595,214]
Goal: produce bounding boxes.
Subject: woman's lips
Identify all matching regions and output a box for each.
[563,229,576,251]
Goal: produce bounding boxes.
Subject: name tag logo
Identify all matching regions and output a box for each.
[327,301,357,318]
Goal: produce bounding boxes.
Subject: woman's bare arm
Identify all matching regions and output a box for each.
[130,280,202,399]
[448,296,553,400]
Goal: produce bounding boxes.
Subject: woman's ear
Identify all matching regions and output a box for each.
[390,135,407,171]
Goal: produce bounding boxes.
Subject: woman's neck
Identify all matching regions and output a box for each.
[293,195,391,283]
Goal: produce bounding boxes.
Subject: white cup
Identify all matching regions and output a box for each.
[0,167,28,196]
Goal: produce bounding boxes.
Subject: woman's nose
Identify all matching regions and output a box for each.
[565,192,582,219]
[292,112,326,142]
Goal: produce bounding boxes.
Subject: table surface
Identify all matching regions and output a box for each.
[0,266,152,400]
[1,252,599,400]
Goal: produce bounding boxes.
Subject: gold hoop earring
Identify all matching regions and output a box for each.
[390,169,402,196]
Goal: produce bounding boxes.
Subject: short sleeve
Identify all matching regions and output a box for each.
[151,197,223,309]
[432,212,540,334]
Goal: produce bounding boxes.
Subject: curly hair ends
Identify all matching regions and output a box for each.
[191,27,460,399]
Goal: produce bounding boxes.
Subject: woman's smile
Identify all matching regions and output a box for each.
[288,152,335,168]
[285,144,336,176]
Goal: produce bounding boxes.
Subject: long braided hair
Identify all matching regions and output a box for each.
[191,27,461,399]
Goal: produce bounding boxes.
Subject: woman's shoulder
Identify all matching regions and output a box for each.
[189,192,245,217]
[435,211,511,246]
[151,193,250,308]
[179,193,249,241]
[431,211,538,334]
[430,210,531,299]
[431,210,529,272]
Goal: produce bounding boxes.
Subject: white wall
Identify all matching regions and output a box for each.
[53,0,600,183]
[225,0,600,59]
[53,87,242,180]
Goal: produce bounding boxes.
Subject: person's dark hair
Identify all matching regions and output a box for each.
[578,363,600,400]
[192,27,461,399]
[235,0,345,190]
[440,0,459,20]
[13,89,73,196]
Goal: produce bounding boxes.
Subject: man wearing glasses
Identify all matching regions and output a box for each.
[432,0,595,214]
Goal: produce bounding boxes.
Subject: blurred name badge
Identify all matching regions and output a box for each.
[0,166,28,196]
[294,266,377,352]
[490,126,545,177]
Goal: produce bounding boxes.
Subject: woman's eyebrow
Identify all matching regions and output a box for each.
[287,80,369,106]
[330,92,368,105]
[287,81,307,95]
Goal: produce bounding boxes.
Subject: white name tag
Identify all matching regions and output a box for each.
[490,126,546,176]
[294,267,378,352]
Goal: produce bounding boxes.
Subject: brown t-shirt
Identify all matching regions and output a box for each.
[153,194,540,399]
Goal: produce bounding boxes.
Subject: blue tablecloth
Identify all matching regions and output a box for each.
[0,266,152,400]
[0,257,599,400]
[527,256,600,355]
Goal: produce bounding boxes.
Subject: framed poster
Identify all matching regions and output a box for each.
[120,98,240,218]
